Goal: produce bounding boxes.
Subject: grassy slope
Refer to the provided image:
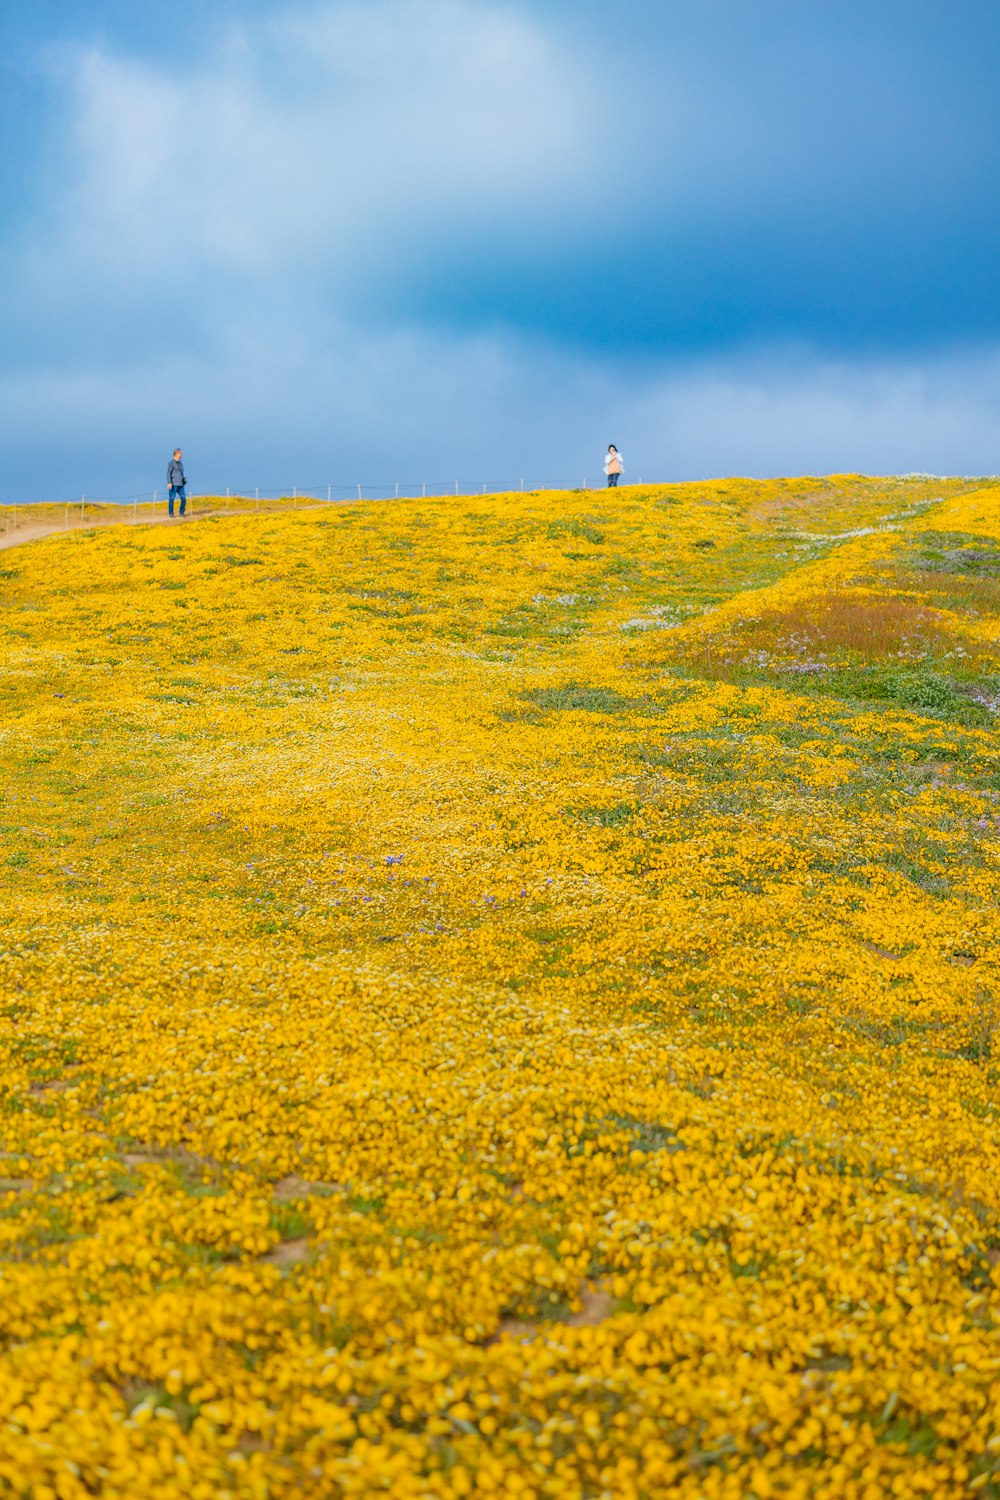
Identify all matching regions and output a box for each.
[0,475,998,1498]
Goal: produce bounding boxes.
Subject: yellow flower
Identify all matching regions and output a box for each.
[0,475,997,1496]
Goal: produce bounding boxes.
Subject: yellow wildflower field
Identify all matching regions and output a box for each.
[1,476,998,1499]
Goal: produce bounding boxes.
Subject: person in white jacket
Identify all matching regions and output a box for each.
[604,445,624,487]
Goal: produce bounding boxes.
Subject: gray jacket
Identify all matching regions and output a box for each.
[167,458,186,488]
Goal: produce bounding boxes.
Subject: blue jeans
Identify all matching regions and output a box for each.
[169,485,187,516]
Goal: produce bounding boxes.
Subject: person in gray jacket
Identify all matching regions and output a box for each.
[167,449,187,517]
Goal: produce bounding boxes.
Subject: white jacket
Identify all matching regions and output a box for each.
[604,450,624,475]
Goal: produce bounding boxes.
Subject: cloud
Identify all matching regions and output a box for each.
[33,0,594,292]
[627,344,1000,480]
[3,326,999,500]
[2,1,999,498]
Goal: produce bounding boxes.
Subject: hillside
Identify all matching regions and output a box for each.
[1,476,998,1498]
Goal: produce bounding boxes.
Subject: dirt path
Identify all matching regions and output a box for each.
[0,523,66,552]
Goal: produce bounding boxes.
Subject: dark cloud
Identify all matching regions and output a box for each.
[1,1,998,498]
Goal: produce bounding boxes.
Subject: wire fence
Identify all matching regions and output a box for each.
[4,476,643,505]
[0,476,648,536]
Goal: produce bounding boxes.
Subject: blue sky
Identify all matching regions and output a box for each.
[2,0,999,500]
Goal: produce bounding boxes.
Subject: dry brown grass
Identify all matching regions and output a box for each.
[735,589,961,661]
